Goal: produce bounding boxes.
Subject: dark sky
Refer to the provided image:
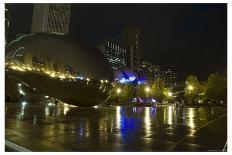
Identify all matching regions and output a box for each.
[7,3,227,81]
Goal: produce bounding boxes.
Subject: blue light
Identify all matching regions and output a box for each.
[151,99,157,103]
[129,76,136,81]
[119,78,130,84]
[76,76,84,80]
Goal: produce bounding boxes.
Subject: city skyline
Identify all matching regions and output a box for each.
[6,3,227,80]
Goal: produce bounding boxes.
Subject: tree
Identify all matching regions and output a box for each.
[137,62,160,82]
[205,74,227,104]
[163,87,174,103]
[151,77,166,102]
[136,84,148,99]
[184,75,201,104]
[109,83,136,102]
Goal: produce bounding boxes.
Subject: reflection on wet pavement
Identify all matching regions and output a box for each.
[5,101,227,152]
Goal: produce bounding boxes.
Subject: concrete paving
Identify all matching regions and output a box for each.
[5,101,227,152]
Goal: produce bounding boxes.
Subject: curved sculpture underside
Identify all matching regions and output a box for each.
[6,70,112,106]
[5,33,113,106]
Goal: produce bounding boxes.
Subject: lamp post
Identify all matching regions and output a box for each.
[187,85,194,104]
[145,86,150,103]
[188,85,194,91]
[116,88,121,102]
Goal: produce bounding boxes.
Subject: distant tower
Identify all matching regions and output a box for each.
[123,25,140,70]
[31,3,70,35]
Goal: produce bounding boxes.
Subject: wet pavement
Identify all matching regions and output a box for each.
[5,101,227,152]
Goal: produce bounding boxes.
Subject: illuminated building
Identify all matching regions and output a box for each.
[160,66,177,87]
[123,25,140,70]
[137,61,160,82]
[97,39,127,71]
[31,4,71,35]
[5,4,11,43]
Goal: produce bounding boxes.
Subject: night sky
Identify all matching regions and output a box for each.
[7,3,227,81]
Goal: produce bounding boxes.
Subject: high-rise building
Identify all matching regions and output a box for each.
[160,66,177,87]
[31,3,70,35]
[97,39,127,71]
[137,61,160,82]
[5,4,11,43]
[123,25,140,70]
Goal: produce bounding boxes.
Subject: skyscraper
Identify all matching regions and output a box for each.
[97,39,127,71]
[31,3,70,35]
[5,4,11,43]
[123,25,140,70]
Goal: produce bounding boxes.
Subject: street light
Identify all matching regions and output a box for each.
[116,88,121,103]
[167,91,172,97]
[116,88,121,94]
[145,86,151,102]
[145,86,150,93]
[188,85,194,91]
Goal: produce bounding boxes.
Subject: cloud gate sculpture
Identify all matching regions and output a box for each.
[5,33,113,106]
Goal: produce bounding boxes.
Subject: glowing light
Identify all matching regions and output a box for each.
[144,107,152,137]
[145,86,150,93]
[188,85,194,91]
[77,76,84,80]
[26,66,32,71]
[105,80,108,83]
[10,65,25,72]
[116,106,121,129]
[45,95,49,98]
[45,107,49,117]
[168,106,173,125]
[48,103,53,106]
[119,78,130,84]
[167,91,173,97]
[50,72,56,78]
[18,83,22,86]
[116,88,121,94]
[151,99,157,103]
[93,106,98,108]
[100,80,104,83]
[129,76,136,81]
[63,103,69,115]
[188,108,195,129]
[45,71,50,75]
[86,78,90,81]
[21,101,27,107]
[59,75,65,79]
[19,89,25,95]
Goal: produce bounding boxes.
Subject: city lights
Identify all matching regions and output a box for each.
[4,3,227,152]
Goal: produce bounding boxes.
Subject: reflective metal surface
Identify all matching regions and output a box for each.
[5,102,227,152]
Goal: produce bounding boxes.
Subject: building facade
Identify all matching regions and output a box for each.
[5,4,11,43]
[123,25,140,70]
[31,3,70,35]
[160,66,177,87]
[97,40,127,71]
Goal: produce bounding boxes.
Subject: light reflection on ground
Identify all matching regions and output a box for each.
[5,101,227,151]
